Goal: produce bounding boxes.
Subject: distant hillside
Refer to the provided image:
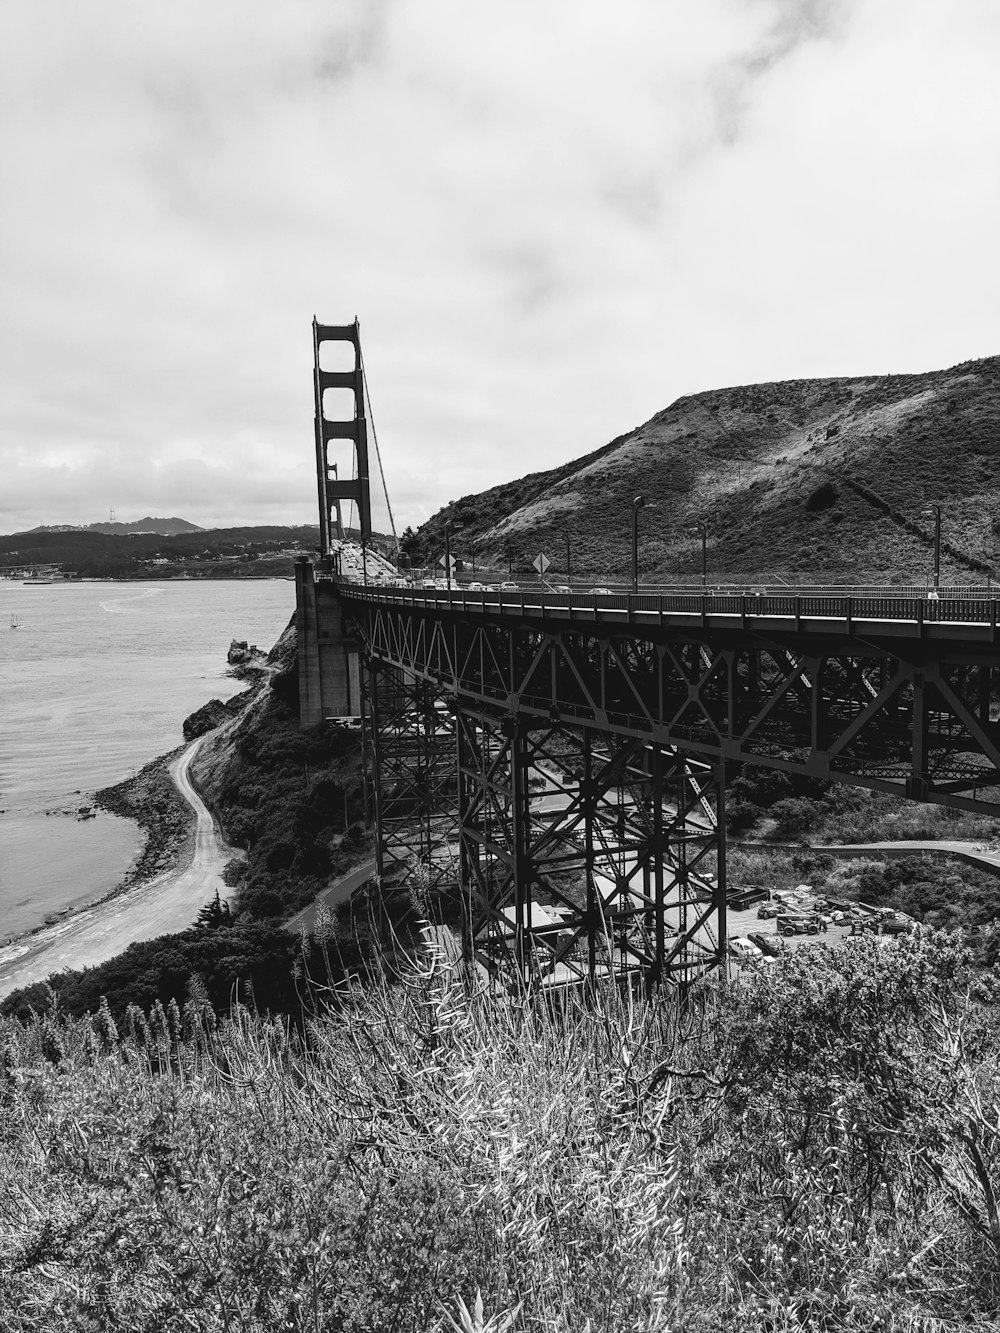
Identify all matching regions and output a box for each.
[0,525,320,578]
[28,516,203,536]
[408,356,1000,583]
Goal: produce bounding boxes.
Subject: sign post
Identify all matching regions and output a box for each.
[438,552,457,591]
[532,553,551,585]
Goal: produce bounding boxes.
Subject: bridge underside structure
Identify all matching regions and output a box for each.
[302,578,1000,989]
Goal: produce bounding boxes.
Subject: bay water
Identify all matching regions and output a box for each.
[0,579,295,939]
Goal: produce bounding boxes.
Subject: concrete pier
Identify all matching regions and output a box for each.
[295,559,361,724]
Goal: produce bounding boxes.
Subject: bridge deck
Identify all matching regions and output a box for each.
[337,581,1000,647]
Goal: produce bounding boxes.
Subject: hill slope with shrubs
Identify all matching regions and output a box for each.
[406,355,1000,582]
[190,624,373,923]
[1,935,998,1330]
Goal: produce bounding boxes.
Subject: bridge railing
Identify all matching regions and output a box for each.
[336,581,1000,630]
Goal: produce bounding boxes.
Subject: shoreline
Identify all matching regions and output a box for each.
[0,735,239,995]
[0,671,262,965]
[95,745,196,887]
[1,746,199,955]
[1,668,262,955]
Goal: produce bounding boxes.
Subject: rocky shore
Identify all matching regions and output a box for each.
[94,747,195,888]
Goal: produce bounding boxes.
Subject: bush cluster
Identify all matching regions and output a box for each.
[0,934,998,1329]
[0,915,374,1026]
[204,685,373,922]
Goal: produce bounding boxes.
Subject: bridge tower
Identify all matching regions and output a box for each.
[297,318,376,722]
[312,317,372,554]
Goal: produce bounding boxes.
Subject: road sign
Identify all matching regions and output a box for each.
[438,554,457,569]
[532,553,551,574]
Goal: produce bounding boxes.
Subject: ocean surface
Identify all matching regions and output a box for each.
[0,579,295,939]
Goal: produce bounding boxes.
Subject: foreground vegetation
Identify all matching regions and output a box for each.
[1,932,998,1330]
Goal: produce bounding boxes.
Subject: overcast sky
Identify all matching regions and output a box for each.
[2,0,998,535]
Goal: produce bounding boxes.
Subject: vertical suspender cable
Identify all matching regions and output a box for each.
[359,336,398,555]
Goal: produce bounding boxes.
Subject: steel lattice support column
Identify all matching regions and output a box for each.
[456,706,727,988]
[365,658,460,906]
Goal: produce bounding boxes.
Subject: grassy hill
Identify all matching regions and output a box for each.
[409,355,1000,584]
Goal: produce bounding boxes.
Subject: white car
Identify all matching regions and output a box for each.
[466,582,485,591]
[728,936,763,961]
[592,586,612,595]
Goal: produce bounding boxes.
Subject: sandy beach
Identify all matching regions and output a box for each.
[0,736,235,998]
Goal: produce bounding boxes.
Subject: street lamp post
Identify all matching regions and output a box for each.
[930,503,942,591]
[695,522,708,587]
[631,495,647,593]
[444,523,452,591]
[565,533,571,583]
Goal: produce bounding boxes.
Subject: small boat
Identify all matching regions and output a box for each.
[9,614,18,629]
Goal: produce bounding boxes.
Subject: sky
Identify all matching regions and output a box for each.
[2,0,998,535]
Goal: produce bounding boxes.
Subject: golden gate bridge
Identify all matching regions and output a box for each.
[297,319,1000,989]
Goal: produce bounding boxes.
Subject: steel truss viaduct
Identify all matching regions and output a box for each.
[298,318,1000,991]
[298,570,1000,990]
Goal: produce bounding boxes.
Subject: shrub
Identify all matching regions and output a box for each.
[769,796,822,840]
[1,938,998,1327]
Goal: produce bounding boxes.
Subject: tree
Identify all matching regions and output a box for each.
[195,891,233,930]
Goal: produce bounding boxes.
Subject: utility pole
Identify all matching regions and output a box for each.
[631,496,646,594]
[695,522,708,587]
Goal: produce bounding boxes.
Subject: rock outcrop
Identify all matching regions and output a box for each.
[182,695,249,740]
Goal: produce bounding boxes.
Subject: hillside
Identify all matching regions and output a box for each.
[0,524,321,578]
[28,516,203,536]
[189,622,374,922]
[408,355,1000,583]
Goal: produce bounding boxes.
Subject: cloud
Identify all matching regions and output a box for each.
[1,0,997,534]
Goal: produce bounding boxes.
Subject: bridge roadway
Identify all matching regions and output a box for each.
[336,578,1000,815]
[341,581,1000,646]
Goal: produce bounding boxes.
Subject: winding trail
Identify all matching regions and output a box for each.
[737,838,1000,876]
[0,736,233,998]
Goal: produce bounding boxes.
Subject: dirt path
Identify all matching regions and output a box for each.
[737,837,1000,876]
[808,839,1000,873]
[0,736,234,998]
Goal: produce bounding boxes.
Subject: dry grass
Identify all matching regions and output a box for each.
[0,934,998,1330]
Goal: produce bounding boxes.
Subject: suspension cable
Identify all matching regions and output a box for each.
[359,332,398,552]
